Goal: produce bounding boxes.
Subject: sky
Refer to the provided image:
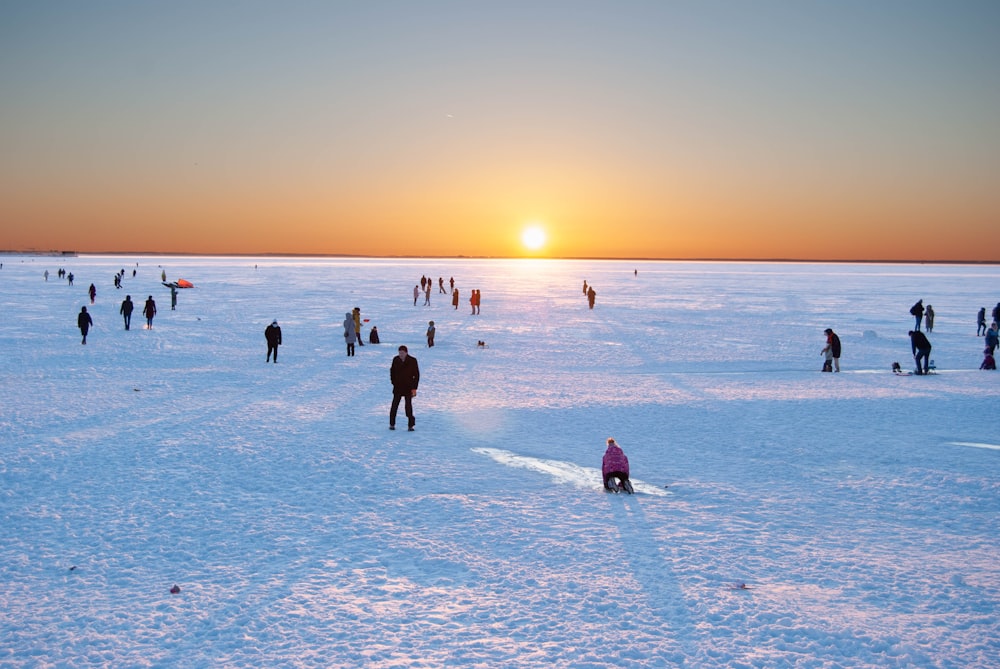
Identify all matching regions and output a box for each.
[2,1,999,261]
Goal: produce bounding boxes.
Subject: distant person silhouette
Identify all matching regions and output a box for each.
[77,306,92,345]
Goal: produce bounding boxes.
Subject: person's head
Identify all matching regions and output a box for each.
[81,306,87,312]
[398,345,408,359]
[272,320,278,326]
[607,437,616,446]
[125,294,131,300]
[148,295,153,299]
[428,321,434,326]
[908,331,915,336]
[824,328,832,335]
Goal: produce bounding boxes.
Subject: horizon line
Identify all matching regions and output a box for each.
[2,250,998,266]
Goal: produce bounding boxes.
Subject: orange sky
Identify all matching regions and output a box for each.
[2,3,999,261]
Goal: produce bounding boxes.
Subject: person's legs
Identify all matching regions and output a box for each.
[834,356,840,372]
[390,392,402,428]
[404,394,415,429]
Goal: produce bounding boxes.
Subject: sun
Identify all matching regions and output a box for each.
[521,225,547,252]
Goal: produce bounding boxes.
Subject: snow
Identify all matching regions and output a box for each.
[2,255,999,668]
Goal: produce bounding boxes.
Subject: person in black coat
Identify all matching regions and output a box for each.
[265,320,282,363]
[389,345,420,431]
[77,306,92,344]
[909,300,924,331]
[120,295,134,330]
[909,330,932,375]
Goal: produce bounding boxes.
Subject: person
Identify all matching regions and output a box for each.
[413,284,420,306]
[985,323,999,356]
[369,325,380,344]
[821,340,834,372]
[44,270,49,281]
[602,438,634,494]
[88,283,96,304]
[452,288,459,310]
[978,307,987,336]
[143,295,157,329]
[924,305,934,332]
[389,345,419,431]
[449,276,454,292]
[77,306,92,345]
[67,272,74,286]
[343,312,356,356]
[587,285,596,309]
[909,300,924,331]
[161,269,166,282]
[120,295,134,330]
[424,283,431,306]
[169,285,178,310]
[265,320,282,363]
[583,279,588,295]
[981,347,996,370]
[426,321,435,347]
[908,330,932,375]
[439,277,446,294]
[353,307,365,346]
[822,328,841,372]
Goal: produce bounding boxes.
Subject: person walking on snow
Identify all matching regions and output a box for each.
[978,308,987,336]
[88,283,97,304]
[602,438,634,493]
[120,295,134,330]
[265,320,282,363]
[143,296,157,329]
[413,285,420,306]
[426,320,435,347]
[343,312,356,356]
[77,306,92,345]
[389,345,420,431]
[985,323,999,357]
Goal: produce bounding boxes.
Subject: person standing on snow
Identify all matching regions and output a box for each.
[343,312,356,357]
[265,320,282,363]
[822,328,841,372]
[77,306,93,345]
[426,320,435,347]
[602,438,633,493]
[977,307,987,336]
[909,300,924,331]
[353,307,365,347]
[120,295,134,330]
[389,345,419,431]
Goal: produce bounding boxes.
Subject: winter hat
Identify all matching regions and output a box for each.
[272,320,278,325]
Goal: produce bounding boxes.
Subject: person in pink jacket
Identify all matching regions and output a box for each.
[602,438,634,493]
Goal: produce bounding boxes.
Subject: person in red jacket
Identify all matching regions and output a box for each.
[602,438,634,493]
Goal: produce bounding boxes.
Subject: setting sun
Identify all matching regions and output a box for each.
[521,225,547,252]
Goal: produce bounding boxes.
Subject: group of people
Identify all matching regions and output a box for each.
[75,294,157,343]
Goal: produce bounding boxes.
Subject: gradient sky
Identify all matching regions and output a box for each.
[2,1,999,260]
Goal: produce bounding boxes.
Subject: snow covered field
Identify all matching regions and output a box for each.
[2,255,998,668]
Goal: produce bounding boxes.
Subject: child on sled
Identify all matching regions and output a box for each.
[602,438,634,494]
